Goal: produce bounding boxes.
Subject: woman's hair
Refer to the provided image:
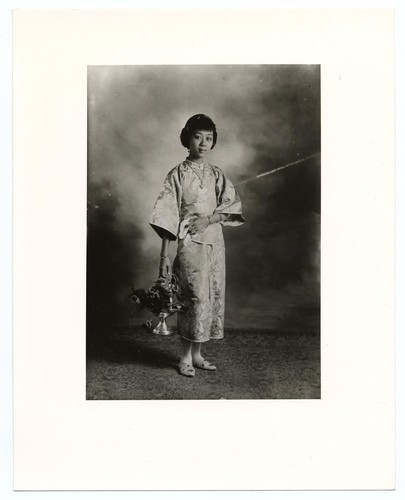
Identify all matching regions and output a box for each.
[180,114,218,149]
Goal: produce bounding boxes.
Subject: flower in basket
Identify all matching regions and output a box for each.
[129,274,184,335]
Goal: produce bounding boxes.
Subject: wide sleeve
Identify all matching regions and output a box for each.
[214,167,245,226]
[149,167,181,240]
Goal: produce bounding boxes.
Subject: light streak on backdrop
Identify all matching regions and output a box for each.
[235,153,320,187]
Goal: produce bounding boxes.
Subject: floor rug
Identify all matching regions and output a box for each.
[87,327,320,400]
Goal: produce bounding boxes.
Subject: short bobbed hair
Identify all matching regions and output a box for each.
[180,114,218,149]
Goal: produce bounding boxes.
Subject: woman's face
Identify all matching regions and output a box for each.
[188,129,214,161]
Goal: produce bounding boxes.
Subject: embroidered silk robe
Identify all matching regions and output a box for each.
[150,159,245,342]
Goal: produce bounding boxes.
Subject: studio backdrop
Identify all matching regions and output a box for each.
[87,65,320,338]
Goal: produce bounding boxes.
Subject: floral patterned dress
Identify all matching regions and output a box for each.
[150,159,245,342]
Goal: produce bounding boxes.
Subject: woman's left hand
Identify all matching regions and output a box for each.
[188,216,210,235]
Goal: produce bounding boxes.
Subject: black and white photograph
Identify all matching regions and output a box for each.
[10,8,396,491]
[86,65,321,400]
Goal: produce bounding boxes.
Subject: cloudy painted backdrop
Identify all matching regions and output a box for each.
[87,65,320,332]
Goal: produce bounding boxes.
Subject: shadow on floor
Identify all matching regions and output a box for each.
[86,327,320,400]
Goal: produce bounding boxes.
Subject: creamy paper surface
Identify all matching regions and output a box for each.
[13,9,395,490]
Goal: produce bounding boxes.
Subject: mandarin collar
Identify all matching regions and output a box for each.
[184,158,207,169]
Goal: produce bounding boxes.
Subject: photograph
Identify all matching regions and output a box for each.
[10,8,396,491]
[86,64,321,400]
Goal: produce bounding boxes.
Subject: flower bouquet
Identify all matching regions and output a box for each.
[129,274,184,335]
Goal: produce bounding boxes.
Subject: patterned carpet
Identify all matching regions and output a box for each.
[86,327,320,400]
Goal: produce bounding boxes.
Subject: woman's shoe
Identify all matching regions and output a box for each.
[192,358,217,371]
[179,361,195,377]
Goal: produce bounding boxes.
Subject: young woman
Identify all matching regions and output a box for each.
[150,114,245,377]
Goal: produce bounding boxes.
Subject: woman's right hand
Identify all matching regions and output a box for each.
[159,256,172,278]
